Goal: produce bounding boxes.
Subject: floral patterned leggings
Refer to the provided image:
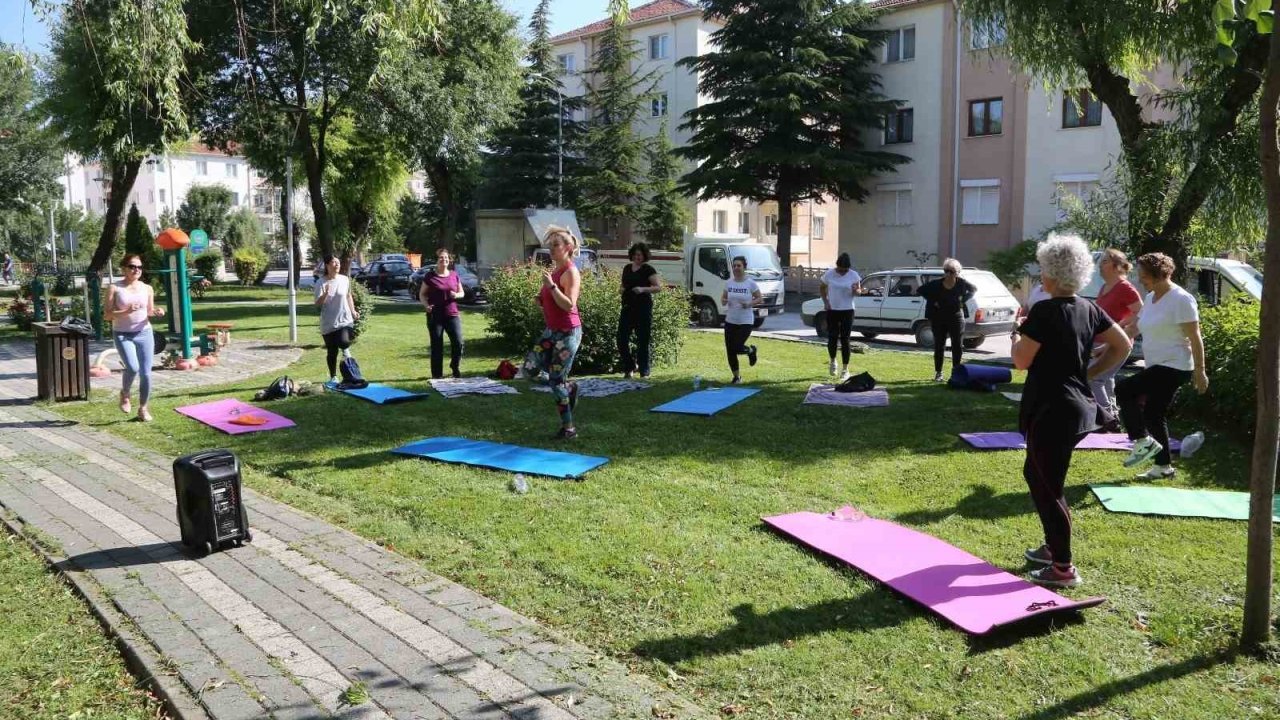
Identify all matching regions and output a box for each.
[523,326,582,427]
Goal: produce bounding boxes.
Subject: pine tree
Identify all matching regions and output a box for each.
[572,0,653,242]
[482,0,567,209]
[678,0,909,265]
[636,123,691,249]
[121,203,160,280]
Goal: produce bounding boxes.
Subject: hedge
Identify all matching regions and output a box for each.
[485,263,689,375]
[1175,299,1259,434]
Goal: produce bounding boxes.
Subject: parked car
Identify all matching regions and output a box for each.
[407,264,488,305]
[800,267,1020,348]
[354,260,413,294]
[370,253,411,264]
[531,246,598,273]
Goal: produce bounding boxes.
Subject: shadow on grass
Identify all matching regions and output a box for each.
[893,484,1096,526]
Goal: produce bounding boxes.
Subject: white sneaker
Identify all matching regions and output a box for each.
[1123,437,1163,468]
[1135,465,1175,481]
[829,359,838,376]
[328,376,339,385]
[933,372,944,383]
[840,370,851,381]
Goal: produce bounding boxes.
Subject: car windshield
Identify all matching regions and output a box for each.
[729,245,783,279]
[1221,262,1263,299]
[963,271,1011,298]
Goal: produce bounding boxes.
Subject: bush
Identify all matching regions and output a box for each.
[987,239,1039,286]
[52,269,75,296]
[231,247,269,286]
[1175,299,1259,433]
[6,298,33,331]
[193,252,222,283]
[485,263,688,374]
[350,281,373,339]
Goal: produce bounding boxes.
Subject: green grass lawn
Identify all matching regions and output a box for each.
[49,297,1280,719]
[0,532,166,719]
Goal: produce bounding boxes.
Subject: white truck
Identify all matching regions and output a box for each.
[600,234,786,328]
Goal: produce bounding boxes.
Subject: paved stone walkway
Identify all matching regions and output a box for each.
[0,348,705,720]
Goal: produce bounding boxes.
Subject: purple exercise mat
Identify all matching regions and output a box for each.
[764,509,1105,635]
[175,398,296,435]
[960,432,1182,452]
[803,384,890,407]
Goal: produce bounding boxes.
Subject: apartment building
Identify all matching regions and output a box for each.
[841,0,1156,273]
[550,0,839,267]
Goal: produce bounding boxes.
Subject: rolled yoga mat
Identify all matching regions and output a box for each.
[328,382,429,405]
[950,364,1013,391]
[960,432,1182,453]
[763,508,1105,635]
[391,436,609,479]
[651,387,760,416]
[1090,485,1280,522]
[176,398,296,435]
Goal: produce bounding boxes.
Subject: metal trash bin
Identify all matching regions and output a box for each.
[33,322,89,401]
[173,449,252,556]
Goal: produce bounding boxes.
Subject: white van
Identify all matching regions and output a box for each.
[1080,254,1262,305]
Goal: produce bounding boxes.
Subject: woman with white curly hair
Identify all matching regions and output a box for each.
[918,257,976,382]
[1011,234,1132,588]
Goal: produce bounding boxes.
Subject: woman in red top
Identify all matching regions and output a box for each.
[1090,248,1143,430]
[521,227,583,439]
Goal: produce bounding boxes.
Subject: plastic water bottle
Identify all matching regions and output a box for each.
[510,474,529,494]
[692,375,702,391]
[1180,431,1205,459]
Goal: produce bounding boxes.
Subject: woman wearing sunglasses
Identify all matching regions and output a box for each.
[105,254,165,421]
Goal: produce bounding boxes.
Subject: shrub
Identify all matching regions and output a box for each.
[6,298,34,331]
[231,247,269,286]
[987,239,1039,286]
[193,252,222,283]
[485,263,688,374]
[1175,299,1259,434]
[52,269,75,296]
[350,281,373,339]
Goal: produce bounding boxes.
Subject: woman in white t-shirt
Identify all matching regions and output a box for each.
[820,253,862,379]
[1116,253,1208,479]
[720,255,762,384]
[314,254,359,384]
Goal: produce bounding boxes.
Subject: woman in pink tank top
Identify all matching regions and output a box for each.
[521,228,583,439]
[105,254,165,422]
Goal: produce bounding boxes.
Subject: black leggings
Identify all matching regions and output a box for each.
[826,309,853,365]
[724,323,754,374]
[323,327,353,377]
[1117,364,1191,466]
[618,304,653,376]
[931,315,964,373]
[1023,411,1088,566]
[428,314,464,378]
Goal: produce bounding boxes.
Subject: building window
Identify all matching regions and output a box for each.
[232,192,240,206]
[738,212,750,234]
[1062,90,1103,128]
[159,189,167,203]
[148,190,154,203]
[885,27,916,63]
[968,98,1003,137]
[876,188,913,226]
[649,33,670,60]
[970,18,1006,50]
[226,163,239,178]
[885,108,914,144]
[196,160,208,176]
[812,215,826,240]
[764,214,778,236]
[961,181,1000,225]
[1054,178,1100,221]
[154,160,165,173]
[557,54,576,75]
[651,93,668,118]
[712,210,729,234]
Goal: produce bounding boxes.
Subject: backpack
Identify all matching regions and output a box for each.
[495,359,517,380]
[338,356,369,390]
[834,371,877,393]
[254,376,295,401]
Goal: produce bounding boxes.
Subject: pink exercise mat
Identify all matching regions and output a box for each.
[175,398,296,435]
[960,432,1182,452]
[763,508,1105,635]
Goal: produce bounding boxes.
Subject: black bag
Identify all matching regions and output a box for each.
[834,371,877,393]
[338,356,369,390]
[254,376,295,401]
[59,316,94,335]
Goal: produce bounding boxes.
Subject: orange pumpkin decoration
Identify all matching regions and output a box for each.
[175,358,197,371]
[89,366,112,378]
[197,355,218,367]
[156,228,190,251]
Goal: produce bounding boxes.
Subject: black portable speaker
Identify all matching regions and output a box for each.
[173,449,252,556]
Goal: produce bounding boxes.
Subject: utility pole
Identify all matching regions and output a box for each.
[285,157,297,343]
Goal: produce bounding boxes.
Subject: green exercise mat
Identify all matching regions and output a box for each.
[1090,484,1280,522]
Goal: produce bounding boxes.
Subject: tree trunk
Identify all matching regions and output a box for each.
[291,230,302,288]
[427,161,458,252]
[775,193,794,267]
[1242,28,1280,653]
[88,158,142,273]
[295,113,334,259]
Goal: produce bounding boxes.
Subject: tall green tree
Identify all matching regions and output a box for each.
[678,0,908,265]
[573,1,653,242]
[176,185,234,255]
[223,207,265,254]
[0,46,62,215]
[121,202,161,280]
[483,0,574,209]
[372,0,523,250]
[961,0,1269,274]
[42,0,193,273]
[186,0,441,260]
[636,124,691,249]
[329,119,410,258]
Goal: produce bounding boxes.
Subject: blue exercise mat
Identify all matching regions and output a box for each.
[391,437,609,479]
[651,387,761,416]
[329,382,430,405]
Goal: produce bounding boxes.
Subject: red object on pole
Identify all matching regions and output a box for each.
[156,228,190,251]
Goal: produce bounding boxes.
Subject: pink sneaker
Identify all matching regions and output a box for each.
[1029,564,1081,589]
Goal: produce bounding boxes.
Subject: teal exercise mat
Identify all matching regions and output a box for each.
[1090,484,1280,522]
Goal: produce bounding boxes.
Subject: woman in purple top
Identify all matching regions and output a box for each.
[418,247,466,378]
[105,254,165,422]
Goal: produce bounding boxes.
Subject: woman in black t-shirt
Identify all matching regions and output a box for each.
[617,242,662,378]
[917,259,977,382]
[1011,234,1132,589]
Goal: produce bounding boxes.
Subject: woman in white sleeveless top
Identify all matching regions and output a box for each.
[105,254,165,421]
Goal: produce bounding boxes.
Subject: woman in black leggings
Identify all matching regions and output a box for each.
[721,256,761,384]
[313,255,359,384]
[918,258,975,382]
[820,253,862,379]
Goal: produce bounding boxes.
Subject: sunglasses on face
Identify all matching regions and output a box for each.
[124,264,143,270]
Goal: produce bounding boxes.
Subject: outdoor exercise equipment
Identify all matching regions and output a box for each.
[391,437,609,479]
[154,228,206,360]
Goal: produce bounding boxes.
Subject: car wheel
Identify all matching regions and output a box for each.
[914,323,934,349]
[753,315,766,329]
[813,312,828,339]
[860,331,878,340]
[963,336,985,349]
[696,299,720,328]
